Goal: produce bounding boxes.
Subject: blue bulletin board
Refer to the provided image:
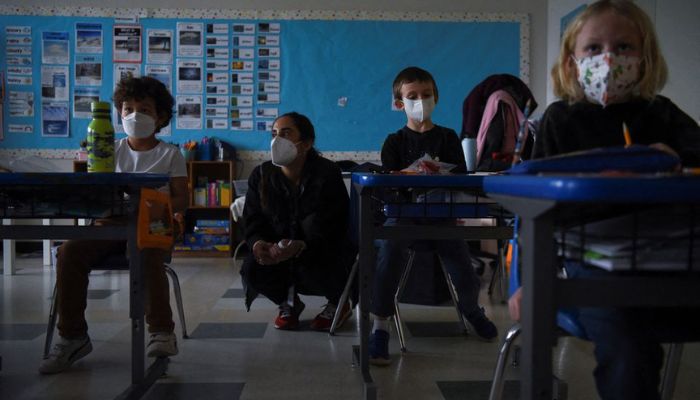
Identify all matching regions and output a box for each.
[0,7,527,153]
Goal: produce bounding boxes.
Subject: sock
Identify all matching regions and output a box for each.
[282,286,295,308]
[372,314,389,333]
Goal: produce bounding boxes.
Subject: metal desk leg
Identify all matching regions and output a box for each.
[115,192,168,400]
[354,184,376,400]
[3,219,16,275]
[519,214,556,400]
[43,219,54,266]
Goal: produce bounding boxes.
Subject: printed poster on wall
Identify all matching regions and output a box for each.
[176,95,202,130]
[146,64,172,91]
[177,59,202,93]
[73,87,100,118]
[41,101,70,137]
[75,22,103,54]
[41,65,69,101]
[8,91,34,117]
[41,32,69,65]
[177,23,203,57]
[113,64,141,131]
[147,29,172,64]
[75,54,102,86]
[113,25,142,63]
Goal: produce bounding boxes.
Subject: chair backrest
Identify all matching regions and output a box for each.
[461,74,537,172]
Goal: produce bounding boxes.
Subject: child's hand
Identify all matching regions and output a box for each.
[649,143,681,171]
[269,239,301,263]
[648,142,679,158]
[252,240,277,265]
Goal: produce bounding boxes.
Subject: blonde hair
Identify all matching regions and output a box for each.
[551,0,667,103]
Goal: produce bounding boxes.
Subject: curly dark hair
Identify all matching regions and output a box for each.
[112,76,175,133]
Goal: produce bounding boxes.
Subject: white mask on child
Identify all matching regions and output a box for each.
[270,136,300,166]
[574,52,641,106]
[122,112,156,139]
[402,97,435,122]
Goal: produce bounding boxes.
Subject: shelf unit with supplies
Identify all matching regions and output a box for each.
[175,160,236,258]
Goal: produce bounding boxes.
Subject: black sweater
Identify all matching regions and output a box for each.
[534,96,700,166]
[381,125,466,172]
[243,152,350,266]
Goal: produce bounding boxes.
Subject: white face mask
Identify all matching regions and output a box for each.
[122,112,156,139]
[270,136,300,167]
[402,97,435,122]
[574,52,641,106]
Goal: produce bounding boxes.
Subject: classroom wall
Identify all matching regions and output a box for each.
[0,0,549,123]
[0,0,548,176]
[546,0,700,122]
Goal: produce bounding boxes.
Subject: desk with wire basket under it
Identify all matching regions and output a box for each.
[483,173,700,400]
[351,172,513,400]
[0,172,170,400]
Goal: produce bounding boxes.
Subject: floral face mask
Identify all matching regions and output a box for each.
[574,52,641,106]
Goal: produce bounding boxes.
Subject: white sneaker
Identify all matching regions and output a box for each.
[146,332,178,357]
[39,336,93,374]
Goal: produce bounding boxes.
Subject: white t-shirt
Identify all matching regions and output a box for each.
[115,138,187,177]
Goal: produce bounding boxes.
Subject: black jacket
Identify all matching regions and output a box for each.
[534,96,700,166]
[381,125,466,173]
[243,152,351,266]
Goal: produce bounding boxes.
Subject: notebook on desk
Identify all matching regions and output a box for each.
[507,145,680,175]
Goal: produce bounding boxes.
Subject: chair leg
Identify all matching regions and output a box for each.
[44,283,59,358]
[232,240,247,269]
[394,249,416,353]
[437,257,469,334]
[660,343,684,400]
[329,258,358,335]
[164,265,188,339]
[488,239,508,304]
[488,323,522,400]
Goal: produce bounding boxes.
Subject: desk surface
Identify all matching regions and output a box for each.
[483,174,700,203]
[0,172,169,185]
[352,172,488,188]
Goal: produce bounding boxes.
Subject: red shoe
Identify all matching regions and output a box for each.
[310,302,352,331]
[274,298,305,330]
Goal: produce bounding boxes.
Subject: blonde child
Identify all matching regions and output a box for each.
[510,1,700,399]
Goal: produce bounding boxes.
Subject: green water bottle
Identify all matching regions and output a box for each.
[87,101,115,172]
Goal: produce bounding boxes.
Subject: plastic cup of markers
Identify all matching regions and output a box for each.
[181,148,195,162]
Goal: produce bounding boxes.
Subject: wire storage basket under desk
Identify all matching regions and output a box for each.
[366,182,511,223]
[555,204,699,273]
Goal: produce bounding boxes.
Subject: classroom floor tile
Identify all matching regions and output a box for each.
[1,255,699,400]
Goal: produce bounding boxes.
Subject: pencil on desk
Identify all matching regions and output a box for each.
[623,122,632,147]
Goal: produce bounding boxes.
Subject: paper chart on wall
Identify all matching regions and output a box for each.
[177,22,203,57]
[147,29,173,64]
[42,31,69,65]
[176,95,202,130]
[146,64,172,92]
[41,101,70,137]
[177,59,203,93]
[41,66,69,101]
[75,54,102,86]
[73,87,100,119]
[9,91,34,117]
[75,22,103,54]
[113,25,142,63]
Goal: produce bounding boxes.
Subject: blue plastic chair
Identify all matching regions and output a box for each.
[488,217,684,400]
